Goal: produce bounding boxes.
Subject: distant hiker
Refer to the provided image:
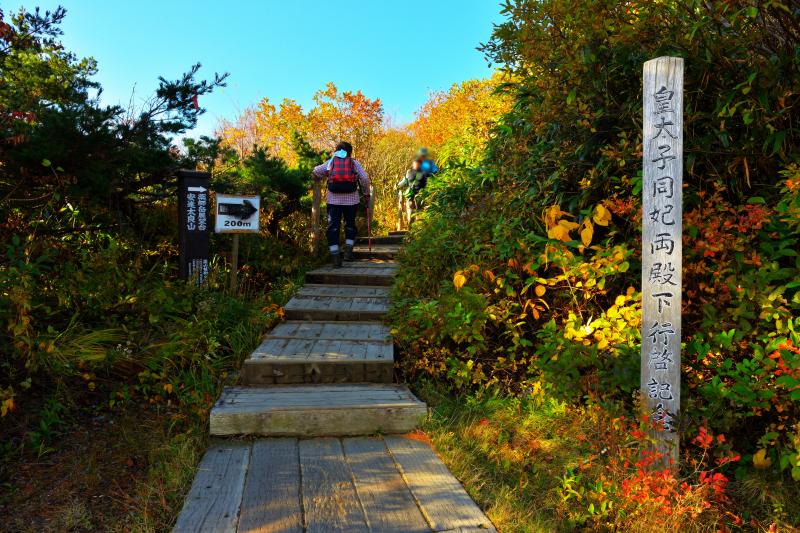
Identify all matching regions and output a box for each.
[313,141,371,268]
[397,147,437,224]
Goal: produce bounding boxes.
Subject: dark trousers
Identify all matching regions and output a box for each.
[326,204,357,248]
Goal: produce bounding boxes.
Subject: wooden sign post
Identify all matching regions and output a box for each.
[641,56,683,467]
[312,179,322,253]
[215,194,261,293]
[176,170,211,286]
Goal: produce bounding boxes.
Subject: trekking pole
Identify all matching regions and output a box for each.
[365,206,373,253]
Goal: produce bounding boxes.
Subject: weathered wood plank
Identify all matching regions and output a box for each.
[299,438,369,533]
[284,294,389,321]
[256,320,391,340]
[384,437,495,532]
[297,285,390,298]
[343,438,431,533]
[642,56,684,466]
[238,439,302,533]
[210,385,427,437]
[356,235,404,245]
[310,261,398,271]
[305,271,395,287]
[250,339,391,361]
[352,244,400,260]
[172,441,250,533]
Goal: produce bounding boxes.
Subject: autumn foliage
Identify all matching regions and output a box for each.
[391,0,800,529]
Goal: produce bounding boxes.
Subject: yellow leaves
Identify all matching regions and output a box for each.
[453,271,467,291]
[547,220,580,242]
[544,204,570,228]
[547,223,569,241]
[164,383,173,394]
[580,219,594,247]
[593,203,612,226]
[544,203,611,245]
[535,285,547,297]
[753,449,772,469]
[412,73,512,165]
[1,397,14,417]
[523,299,546,320]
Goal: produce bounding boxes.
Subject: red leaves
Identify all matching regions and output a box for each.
[693,426,714,449]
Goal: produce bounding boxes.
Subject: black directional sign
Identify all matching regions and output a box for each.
[218,199,258,219]
[176,170,210,285]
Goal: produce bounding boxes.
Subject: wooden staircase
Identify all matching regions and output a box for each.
[209,231,425,437]
[174,230,496,532]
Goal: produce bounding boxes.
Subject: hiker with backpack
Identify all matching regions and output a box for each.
[312,141,371,268]
[397,148,437,225]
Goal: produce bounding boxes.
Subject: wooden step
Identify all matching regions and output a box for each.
[388,230,407,236]
[173,436,496,533]
[306,261,398,287]
[352,244,400,260]
[243,321,393,385]
[209,384,427,437]
[356,234,404,245]
[284,284,390,321]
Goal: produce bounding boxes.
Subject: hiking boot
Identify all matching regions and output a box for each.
[331,251,343,268]
[343,244,354,262]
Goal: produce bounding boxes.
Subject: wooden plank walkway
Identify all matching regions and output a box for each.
[176,232,495,532]
[174,436,496,533]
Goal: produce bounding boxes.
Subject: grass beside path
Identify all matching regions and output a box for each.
[414,383,800,532]
[415,383,586,532]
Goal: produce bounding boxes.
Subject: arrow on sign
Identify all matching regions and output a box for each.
[187,186,207,193]
[219,199,258,220]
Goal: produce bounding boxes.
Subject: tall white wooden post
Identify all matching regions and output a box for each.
[642,56,683,467]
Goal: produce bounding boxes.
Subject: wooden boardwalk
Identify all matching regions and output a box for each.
[174,232,495,532]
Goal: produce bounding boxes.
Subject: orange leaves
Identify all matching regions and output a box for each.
[219,82,384,166]
[535,285,546,297]
[693,426,714,449]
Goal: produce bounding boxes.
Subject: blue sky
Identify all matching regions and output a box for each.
[8,0,504,138]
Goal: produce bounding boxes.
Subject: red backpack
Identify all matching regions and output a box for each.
[326,157,359,193]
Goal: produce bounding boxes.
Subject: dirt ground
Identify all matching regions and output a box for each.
[0,406,197,533]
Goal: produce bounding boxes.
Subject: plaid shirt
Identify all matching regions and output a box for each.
[313,158,370,206]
